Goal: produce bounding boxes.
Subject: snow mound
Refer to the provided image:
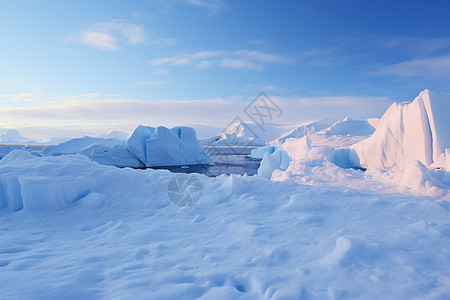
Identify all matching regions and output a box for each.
[319,117,375,136]
[0,150,101,211]
[351,89,450,170]
[44,136,142,168]
[127,125,210,167]
[0,129,36,144]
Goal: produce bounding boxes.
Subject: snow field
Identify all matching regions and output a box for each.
[1,150,450,299]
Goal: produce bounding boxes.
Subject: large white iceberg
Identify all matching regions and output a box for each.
[350,89,450,170]
[127,125,210,167]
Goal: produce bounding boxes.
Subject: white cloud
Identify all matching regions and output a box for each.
[148,49,286,70]
[185,0,227,14]
[379,37,450,57]
[372,54,450,78]
[0,93,41,103]
[0,94,392,130]
[66,20,156,50]
[136,80,167,86]
[219,58,262,70]
[80,32,118,50]
[153,69,170,75]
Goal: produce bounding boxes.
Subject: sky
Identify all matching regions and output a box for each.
[1,0,450,140]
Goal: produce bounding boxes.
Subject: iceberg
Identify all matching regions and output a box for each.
[351,89,450,170]
[127,125,210,167]
[257,136,311,178]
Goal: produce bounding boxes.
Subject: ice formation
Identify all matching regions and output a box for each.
[41,126,209,168]
[127,125,210,167]
[257,136,311,178]
[351,89,450,170]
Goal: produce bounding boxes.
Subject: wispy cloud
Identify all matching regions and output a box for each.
[0,93,42,104]
[148,50,286,70]
[372,54,450,78]
[153,69,170,75]
[0,94,391,128]
[65,20,173,50]
[185,0,227,14]
[136,80,167,86]
[378,37,450,57]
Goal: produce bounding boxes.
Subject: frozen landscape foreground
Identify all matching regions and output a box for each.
[0,149,450,299]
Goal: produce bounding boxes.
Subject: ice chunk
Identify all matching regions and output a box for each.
[351,90,450,170]
[250,146,279,159]
[127,125,210,167]
[257,136,310,178]
[126,125,156,164]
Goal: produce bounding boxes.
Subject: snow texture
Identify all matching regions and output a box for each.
[1,148,450,299]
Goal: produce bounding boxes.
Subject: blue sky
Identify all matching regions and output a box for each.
[1,0,450,139]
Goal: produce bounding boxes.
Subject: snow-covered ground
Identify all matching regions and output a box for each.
[0,90,449,299]
[1,150,450,299]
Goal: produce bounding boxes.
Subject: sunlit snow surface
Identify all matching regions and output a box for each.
[0,148,450,299]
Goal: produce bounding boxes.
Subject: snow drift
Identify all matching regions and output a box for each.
[0,151,100,211]
[350,89,450,170]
